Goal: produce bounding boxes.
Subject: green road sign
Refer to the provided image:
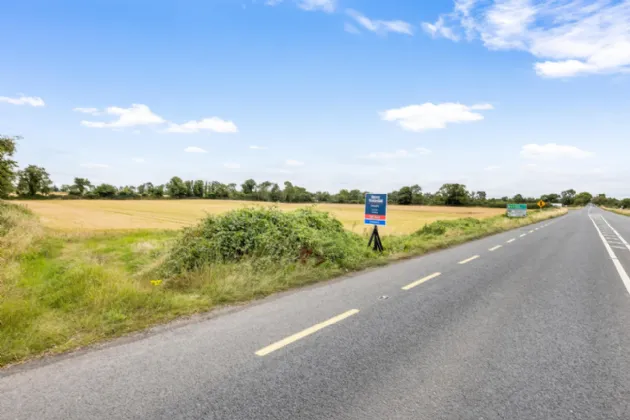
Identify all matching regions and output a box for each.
[507,203,527,218]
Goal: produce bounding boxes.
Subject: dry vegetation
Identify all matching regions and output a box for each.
[14,200,505,234]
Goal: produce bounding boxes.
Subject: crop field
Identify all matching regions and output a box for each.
[14,200,506,235]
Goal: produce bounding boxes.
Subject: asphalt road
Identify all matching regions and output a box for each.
[2,207,630,420]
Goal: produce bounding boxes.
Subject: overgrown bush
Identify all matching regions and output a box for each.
[415,217,483,237]
[161,207,368,276]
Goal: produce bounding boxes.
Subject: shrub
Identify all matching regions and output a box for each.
[161,207,367,276]
[415,217,483,237]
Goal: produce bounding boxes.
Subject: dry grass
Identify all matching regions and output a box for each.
[14,200,505,235]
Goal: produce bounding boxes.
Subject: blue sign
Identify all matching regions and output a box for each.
[364,193,388,226]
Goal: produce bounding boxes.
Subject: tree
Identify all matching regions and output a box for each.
[592,194,608,206]
[541,193,560,203]
[117,185,137,198]
[476,191,487,202]
[270,183,282,202]
[166,176,187,198]
[93,183,118,198]
[397,186,413,205]
[153,184,165,197]
[193,180,205,198]
[561,189,576,206]
[16,165,52,196]
[437,183,469,206]
[256,181,272,201]
[620,198,630,209]
[241,179,257,196]
[0,135,19,198]
[71,178,93,196]
[512,194,524,203]
[184,180,194,197]
[573,192,593,206]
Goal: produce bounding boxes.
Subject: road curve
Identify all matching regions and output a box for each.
[2,207,630,420]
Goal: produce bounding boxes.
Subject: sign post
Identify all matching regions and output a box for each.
[507,203,527,218]
[365,193,387,252]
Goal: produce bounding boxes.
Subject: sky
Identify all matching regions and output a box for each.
[1,0,630,197]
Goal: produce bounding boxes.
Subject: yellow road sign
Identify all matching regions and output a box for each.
[537,200,546,208]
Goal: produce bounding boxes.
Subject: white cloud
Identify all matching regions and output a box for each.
[286,159,305,166]
[166,117,238,134]
[298,0,336,13]
[344,23,361,35]
[347,9,413,36]
[224,163,241,169]
[250,145,268,150]
[265,0,283,5]
[380,102,493,132]
[184,146,208,153]
[422,0,630,78]
[422,16,459,41]
[80,163,109,169]
[415,147,432,155]
[0,95,45,107]
[520,143,594,160]
[132,158,145,163]
[73,107,100,116]
[82,104,165,128]
[484,165,501,171]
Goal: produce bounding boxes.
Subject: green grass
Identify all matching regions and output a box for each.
[0,203,567,367]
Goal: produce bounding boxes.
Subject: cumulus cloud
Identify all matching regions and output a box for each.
[0,95,45,107]
[422,0,630,78]
[80,163,109,168]
[347,9,413,36]
[166,117,238,134]
[298,0,336,13]
[224,163,241,169]
[520,143,594,160]
[73,107,100,116]
[81,104,165,128]
[380,102,493,132]
[184,146,208,153]
[286,159,305,166]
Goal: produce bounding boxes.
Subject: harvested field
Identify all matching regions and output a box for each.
[14,200,506,235]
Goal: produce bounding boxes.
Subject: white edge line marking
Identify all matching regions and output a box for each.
[458,255,480,265]
[402,272,441,291]
[529,230,534,233]
[255,309,360,356]
[489,245,502,251]
[506,238,516,243]
[589,216,630,296]
[519,234,527,238]
[600,216,630,252]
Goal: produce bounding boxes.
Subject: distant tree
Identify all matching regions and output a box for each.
[512,194,524,203]
[241,179,257,196]
[166,176,187,198]
[117,186,137,198]
[93,183,118,198]
[0,135,19,198]
[137,183,146,196]
[184,180,194,197]
[314,191,331,202]
[573,192,593,206]
[476,191,487,202]
[591,194,607,206]
[60,184,71,193]
[193,180,204,198]
[270,183,282,202]
[437,183,469,206]
[153,184,165,197]
[397,186,413,205]
[71,177,93,196]
[561,189,576,206]
[51,185,60,193]
[620,198,630,209]
[16,165,52,196]
[283,181,295,202]
[541,193,560,203]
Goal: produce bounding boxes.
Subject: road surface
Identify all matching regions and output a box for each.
[2,207,630,419]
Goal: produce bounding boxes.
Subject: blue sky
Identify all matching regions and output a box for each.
[1,0,630,197]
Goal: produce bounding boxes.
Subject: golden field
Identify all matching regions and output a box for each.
[14,200,506,235]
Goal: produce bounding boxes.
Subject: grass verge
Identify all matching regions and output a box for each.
[603,207,630,217]
[0,203,566,367]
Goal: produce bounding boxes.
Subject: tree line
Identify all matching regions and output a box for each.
[1,135,629,208]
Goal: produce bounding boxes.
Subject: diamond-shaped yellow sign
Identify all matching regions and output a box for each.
[537,200,546,208]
